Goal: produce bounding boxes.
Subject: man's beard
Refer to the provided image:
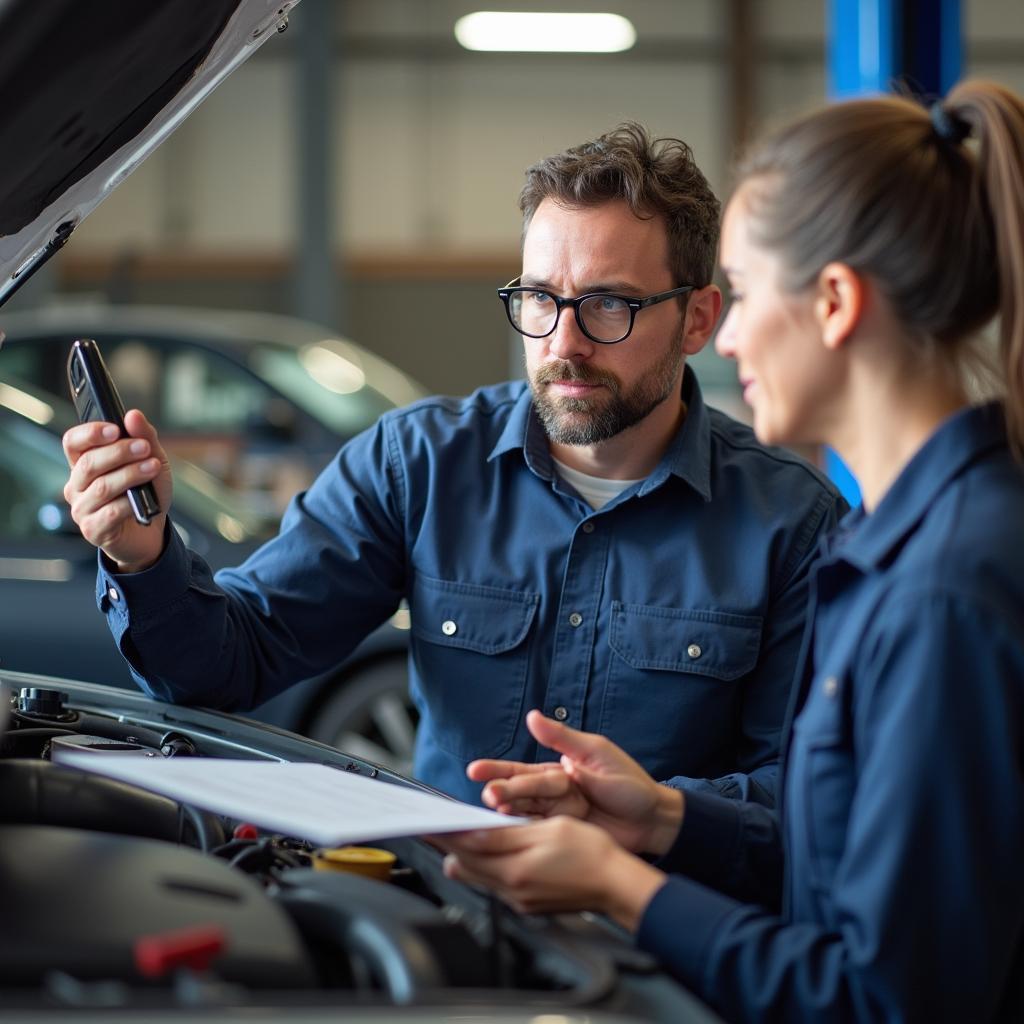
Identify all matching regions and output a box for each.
[530,339,684,446]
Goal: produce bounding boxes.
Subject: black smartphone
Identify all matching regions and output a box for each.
[67,338,161,527]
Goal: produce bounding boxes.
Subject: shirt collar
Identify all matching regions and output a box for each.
[487,365,713,501]
[639,364,712,501]
[830,402,1007,571]
[488,381,550,472]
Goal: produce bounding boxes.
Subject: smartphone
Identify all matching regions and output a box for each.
[67,338,161,526]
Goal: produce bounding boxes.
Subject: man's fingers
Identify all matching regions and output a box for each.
[77,494,135,541]
[123,408,160,444]
[67,447,160,517]
[64,411,160,466]
[64,433,152,492]
[63,421,120,466]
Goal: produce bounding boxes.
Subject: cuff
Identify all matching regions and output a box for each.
[665,765,778,808]
[656,788,744,884]
[95,518,191,619]
[636,874,742,992]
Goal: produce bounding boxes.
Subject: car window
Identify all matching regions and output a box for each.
[0,409,70,538]
[1,333,286,438]
[0,328,403,443]
[0,374,271,545]
[0,340,58,395]
[251,342,396,436]
[0,324,415,520]
[159,347,280,434]
[96,338,283,438]
[171,458,274,543]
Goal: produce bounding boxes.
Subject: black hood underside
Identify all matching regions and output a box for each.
[0,0,241,237]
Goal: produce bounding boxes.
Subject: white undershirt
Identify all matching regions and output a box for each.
[551,456,645,511]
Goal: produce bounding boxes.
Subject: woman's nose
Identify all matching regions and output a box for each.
[714,306,738,360]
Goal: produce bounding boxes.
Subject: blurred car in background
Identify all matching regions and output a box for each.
[0,303,426,521]
[0,379,417,773]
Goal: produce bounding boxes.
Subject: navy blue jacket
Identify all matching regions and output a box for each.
[637,404,1024,1022]
[97,369,842,803]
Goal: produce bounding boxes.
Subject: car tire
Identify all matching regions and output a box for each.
[307,658,418,776]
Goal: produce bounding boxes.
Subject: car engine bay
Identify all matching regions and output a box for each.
[0,673,715,1022]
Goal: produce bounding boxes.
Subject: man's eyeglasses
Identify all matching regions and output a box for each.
[497,277,695,345]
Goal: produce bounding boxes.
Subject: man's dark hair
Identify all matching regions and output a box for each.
[519,122,721,288]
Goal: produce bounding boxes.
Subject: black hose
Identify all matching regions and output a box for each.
[176,802,226,852]
[0,728,76,756]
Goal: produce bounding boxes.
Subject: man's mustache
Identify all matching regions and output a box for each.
[533,362,619,391]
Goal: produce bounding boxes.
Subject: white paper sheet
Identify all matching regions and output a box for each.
[57,754,526,847]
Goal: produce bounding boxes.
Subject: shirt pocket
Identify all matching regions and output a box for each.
[599,603,762,779]
[789,673,855,900]
[410,574,540,760]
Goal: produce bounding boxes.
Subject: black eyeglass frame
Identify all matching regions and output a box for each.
[497,276,696,345]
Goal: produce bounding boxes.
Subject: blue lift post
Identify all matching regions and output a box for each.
[823,0,962,506]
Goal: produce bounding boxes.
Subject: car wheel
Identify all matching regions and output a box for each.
[307,658,418,776]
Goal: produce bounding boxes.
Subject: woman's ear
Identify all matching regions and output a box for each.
[813,262,863,350]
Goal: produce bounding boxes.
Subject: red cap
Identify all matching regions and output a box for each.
[232,822,260,840]
[134,924,227,978]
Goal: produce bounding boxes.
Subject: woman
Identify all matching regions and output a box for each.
[441,81,1024,1022]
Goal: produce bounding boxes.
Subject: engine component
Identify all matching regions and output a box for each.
[0,825,316,988]
[273,867,490,1002]
[17,686,73,721]
[311,845,396,880]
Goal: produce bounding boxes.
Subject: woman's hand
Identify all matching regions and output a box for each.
[439,816,667,931]
[467,709,684,857]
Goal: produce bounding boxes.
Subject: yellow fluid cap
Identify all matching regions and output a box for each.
[312,845,396,881]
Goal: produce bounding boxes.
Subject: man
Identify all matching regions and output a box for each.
[62,124,844,804]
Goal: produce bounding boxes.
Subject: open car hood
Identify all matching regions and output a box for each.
[0,0,299,309]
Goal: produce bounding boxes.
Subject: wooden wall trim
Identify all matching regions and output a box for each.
[57,250,519,283]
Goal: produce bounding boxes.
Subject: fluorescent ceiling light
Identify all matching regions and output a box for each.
[455,12,636,53]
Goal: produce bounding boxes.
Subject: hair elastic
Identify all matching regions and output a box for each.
[930,102,971,145]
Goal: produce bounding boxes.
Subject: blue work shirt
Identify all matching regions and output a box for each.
[98,368,842,803]
[637,403,1024,1022]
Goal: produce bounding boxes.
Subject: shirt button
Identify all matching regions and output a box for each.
[568,612,583,628]
[107,586,121,603]
[581,521,595,534]
[823,676,839,698]
[686,643,702,659]
[553,706,569,722]
[441,620,457,636]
